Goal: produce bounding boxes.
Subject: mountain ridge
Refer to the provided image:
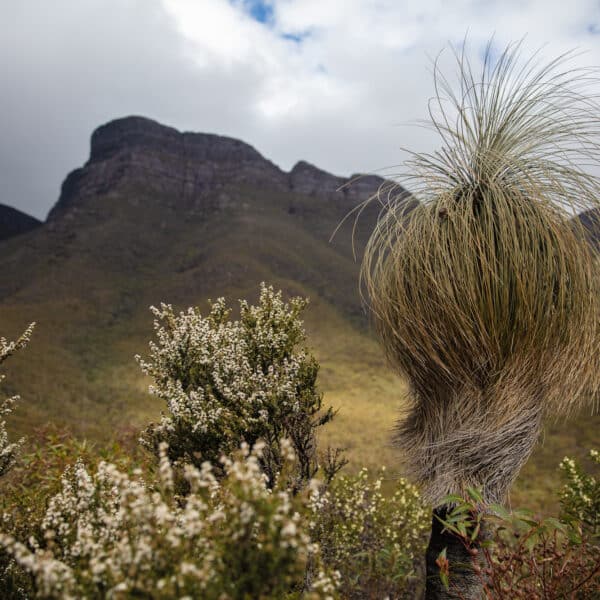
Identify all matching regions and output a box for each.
[0,115,403,440]
[48,115,388,222]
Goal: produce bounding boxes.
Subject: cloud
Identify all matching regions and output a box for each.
[2,0,600,218]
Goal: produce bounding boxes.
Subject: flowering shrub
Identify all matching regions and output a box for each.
[137,284,335,489]
[0,324,34,478]
[559,449,600,537]
[309,468,429,599]
[0,440,339,599]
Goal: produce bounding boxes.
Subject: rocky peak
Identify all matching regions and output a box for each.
[48,116,289,220]
[287,161,395,205]
[89,116,275,168]
[0,204,41,241]
[288,160,346,196]
[47,116,396,221]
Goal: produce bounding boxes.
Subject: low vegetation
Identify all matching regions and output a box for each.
[0,287,597,598]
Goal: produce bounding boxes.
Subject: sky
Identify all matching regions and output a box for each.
[2,0,600,219]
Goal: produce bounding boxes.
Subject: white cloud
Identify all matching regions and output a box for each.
[2,0,600,218]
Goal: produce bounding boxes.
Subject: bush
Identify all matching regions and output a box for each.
[137,284,335,490]
[309,468,429,599]
[6,290,598,598]
[484,515,600,599]
[0,440,339,599]
[0,426,144,548]
[0,324,34,478]
[559,449,600,538]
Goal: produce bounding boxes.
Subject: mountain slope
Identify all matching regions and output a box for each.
[577,207,600,247]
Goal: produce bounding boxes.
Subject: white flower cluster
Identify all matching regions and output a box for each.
[308,468,428,596]
[0,323,34,478]
[559,449,600,534]
[137,284,328,484]
[0,441,338,599]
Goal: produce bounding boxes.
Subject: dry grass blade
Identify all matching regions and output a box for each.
[361,40,600,504]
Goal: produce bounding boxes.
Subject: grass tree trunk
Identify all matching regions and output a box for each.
[425,507,487,600]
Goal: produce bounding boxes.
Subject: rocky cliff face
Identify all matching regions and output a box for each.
[0,204,41,241]
[47,116,390,221]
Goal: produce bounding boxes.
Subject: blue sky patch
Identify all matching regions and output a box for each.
[240,0,274,25]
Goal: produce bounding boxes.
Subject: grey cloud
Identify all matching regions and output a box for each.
[0,0,263,219]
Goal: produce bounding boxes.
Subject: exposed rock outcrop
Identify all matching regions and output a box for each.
[48,117,290,220]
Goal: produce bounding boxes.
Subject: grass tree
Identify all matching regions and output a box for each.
[361,41,600,598]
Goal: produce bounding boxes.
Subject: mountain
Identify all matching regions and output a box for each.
[48,116,388,221]
[0,204,41,241]
[0,115,404,440]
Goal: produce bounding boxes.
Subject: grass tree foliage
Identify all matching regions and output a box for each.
[361,40,600,598]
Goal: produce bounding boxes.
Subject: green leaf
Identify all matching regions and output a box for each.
[520,519,540,528]
[524,532,539,552]
[441,494,467,505]
[440,572,450,590]
[449,504,472,516]
[567,528,582,545]
[442,523,462,536]
[489,503,511,520]
[543,517,567,533]
[467,488,483,504]
[513,508,536,521]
